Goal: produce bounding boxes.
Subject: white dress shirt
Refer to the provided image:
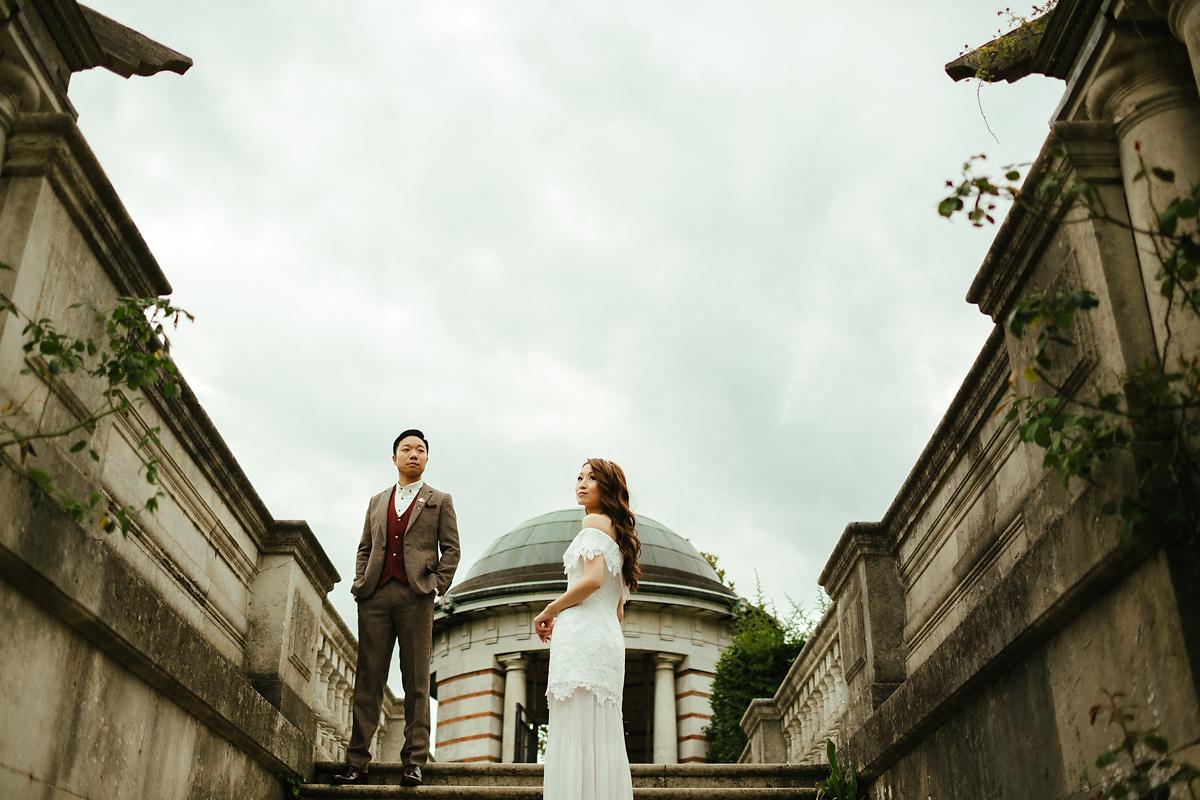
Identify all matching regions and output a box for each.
[394,479,424,517]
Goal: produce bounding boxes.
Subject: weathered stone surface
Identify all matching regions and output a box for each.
[0,468,315,780]
[745,5,1200,799]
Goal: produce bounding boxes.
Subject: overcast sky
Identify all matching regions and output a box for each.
[72,2,1063,634]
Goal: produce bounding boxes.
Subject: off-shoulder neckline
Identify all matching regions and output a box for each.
[578,526,618,544]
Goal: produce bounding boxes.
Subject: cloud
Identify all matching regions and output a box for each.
[73,0,1065,661]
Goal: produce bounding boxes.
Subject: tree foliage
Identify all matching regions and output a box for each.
[705,589,807,763]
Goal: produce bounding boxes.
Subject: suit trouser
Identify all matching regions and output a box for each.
[347,579,435,767]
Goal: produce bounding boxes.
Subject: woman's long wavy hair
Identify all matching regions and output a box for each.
[585,458,642,593]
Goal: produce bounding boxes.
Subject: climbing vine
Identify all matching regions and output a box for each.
[1085,691,1199,800]
[939,147,1200,558]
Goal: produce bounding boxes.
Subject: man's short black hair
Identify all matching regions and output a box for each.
[393,429,428,454]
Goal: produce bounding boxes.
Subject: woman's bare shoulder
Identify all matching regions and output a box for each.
[582,513,616,540]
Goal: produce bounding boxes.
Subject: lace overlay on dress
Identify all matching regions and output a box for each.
[546,528,629,707]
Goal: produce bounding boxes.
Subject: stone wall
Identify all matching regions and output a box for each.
[742,2,1200,798]
[0,4,365,797]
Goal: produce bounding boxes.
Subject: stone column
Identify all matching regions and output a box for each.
[1085,30,1200,363]
[498,653,528,763]
[653,653,684,763]
[1153,0,1200,96]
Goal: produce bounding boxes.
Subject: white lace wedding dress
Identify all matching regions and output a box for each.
[543,527,634,800]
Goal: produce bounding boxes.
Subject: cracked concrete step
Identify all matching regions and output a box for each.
[299,787,818,800]
[311,762,825,789]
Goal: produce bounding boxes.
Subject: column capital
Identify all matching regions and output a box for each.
[0,62,39,132]
[497,652,529,671]
[1155,0,1200,40]
[1086,35,1196,134]
[653,652,685,670]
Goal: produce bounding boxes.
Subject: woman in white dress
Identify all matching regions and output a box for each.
[534,458,642,800]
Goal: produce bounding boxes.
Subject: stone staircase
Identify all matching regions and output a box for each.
[302,762,826,798]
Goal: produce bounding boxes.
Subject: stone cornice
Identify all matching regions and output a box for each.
[266,520,340,595]
[818,522,889,598]
[880,325,1010,545]
[30,0,105,76]
[78,5,192,78]
[140,371,277,550]
[967,122,1119,321]
[3,114,305,556]
[942,0,1105,84]
[446,577,738,609]
[1032,0,1109,80]
[4,112,171,295]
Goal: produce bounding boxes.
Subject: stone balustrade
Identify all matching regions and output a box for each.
[314,598,404,763]
[740,607,845,765]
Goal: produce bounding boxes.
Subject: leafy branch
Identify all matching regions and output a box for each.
[1087,691,1199,800]
[0,262,193,535]
[938,147,1200,552]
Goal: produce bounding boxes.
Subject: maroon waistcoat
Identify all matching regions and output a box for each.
[379,488,417,588]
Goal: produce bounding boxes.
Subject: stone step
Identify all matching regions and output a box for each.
[311,762,825,789]
[299,787,818,800]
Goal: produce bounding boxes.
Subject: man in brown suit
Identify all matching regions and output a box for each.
[334,429,461,786]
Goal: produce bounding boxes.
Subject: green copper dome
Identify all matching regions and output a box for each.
[447,509,737,603]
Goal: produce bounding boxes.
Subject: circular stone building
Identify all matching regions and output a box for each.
[431,509,737,765]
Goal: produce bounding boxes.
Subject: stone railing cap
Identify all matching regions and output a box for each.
[267,520,340,594]
[818,521,889,597]
[739,697,780,733]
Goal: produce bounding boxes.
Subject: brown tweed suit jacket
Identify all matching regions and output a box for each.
[350,483,461,599]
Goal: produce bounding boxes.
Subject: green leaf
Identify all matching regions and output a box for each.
[26,468,52,488]
[1150,166,1175,183]
[69,440,87,453]
[1034,424,1052,448]
[1159,205,1179,236]
[1005,170,1021,181]
[1144,733,1168,753]
[938,197,965,217]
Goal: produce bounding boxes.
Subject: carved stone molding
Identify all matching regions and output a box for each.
[1086,39,1197,135]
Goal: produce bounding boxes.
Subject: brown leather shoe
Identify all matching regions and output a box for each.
[400,764,423,787]
[332,764,366,784]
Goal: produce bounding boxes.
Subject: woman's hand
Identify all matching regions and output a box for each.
[534,606,556,642]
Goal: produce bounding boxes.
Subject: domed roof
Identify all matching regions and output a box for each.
[447,509,737,604]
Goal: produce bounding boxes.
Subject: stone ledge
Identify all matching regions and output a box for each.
[847,486,1160,780]
[0,465,315,779]
[269,520,340,596]
[4,112,170,296]
[817,521,888,598]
